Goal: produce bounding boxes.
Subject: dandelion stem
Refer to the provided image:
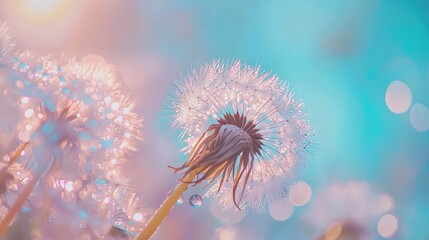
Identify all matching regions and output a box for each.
[0,170,41,237]
[6,142,29,168]
[137,170,198,240]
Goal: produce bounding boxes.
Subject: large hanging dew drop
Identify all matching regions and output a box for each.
[168,188,184,205]
[189,194,203,208]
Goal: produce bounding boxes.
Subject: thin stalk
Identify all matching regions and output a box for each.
[0,170,42,236]
[137,171,198,240]
[0,142,31,236]
[6,142,29,168]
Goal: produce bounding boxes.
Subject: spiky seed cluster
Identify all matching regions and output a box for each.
[0,24,146,238]
[172,61,313,211]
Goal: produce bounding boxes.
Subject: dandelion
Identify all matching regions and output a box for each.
[304,181,398,240]
[0,25,145,238]
[138,61,313,239]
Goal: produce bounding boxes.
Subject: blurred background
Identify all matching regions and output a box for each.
[1,0,428,239]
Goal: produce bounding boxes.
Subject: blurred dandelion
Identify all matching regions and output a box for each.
[138,61,313,239]
[305,181,398,240]
[0,23,146,239]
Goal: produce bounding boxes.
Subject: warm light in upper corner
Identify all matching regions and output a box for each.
[10,0,75,22]
[24,0,63,13]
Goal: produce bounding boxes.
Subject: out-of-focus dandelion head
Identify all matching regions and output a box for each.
[5,51,142,154]
[0,23,146,239]
[172,60,313,211]
[305,181,398,240]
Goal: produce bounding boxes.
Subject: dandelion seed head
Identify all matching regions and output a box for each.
[0,51,143,174]
[172,60,313,211]
[0,26,146,238]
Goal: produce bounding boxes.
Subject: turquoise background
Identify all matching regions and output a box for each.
[143,0,429,239]
[1,0,428,239]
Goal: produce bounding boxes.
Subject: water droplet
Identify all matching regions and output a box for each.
[101,138,113,149]
[168,188,184,205]
[41,73,49,81]
[133,213,143,221]
[79,210,89,220]
[95,178,107,185]
[189,194,203,208]
[19,62,29,72]
[61,88,70,94]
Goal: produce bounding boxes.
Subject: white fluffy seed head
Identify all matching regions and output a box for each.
[173,60,314,211]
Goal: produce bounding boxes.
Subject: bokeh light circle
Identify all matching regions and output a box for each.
[409,103,429,132]
[210,201,246,224]
[133,212,143,221]
[269,198,294,221]
[376,194,395,214]
[288,181,312,206]
[377,214,398,238]
[215,227,238,240]
[385,80,412,114]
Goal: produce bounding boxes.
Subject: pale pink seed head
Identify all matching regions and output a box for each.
[173,60,314,211]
